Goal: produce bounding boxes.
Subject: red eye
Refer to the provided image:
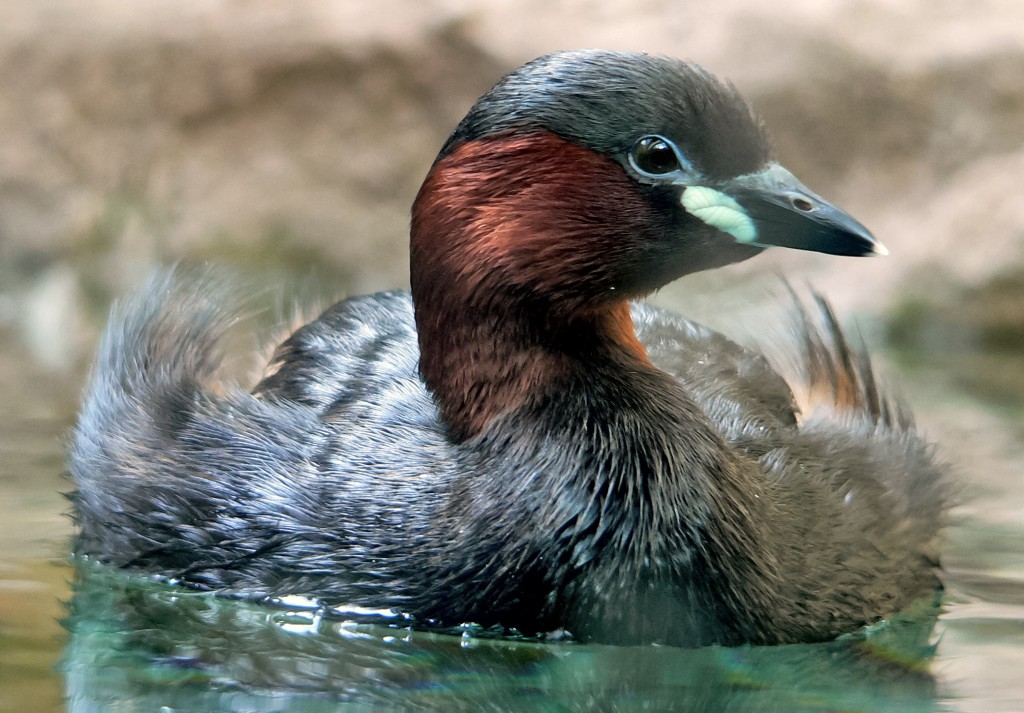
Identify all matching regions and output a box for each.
[633,136,681,175]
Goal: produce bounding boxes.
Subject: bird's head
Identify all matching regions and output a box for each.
[411,50,881,318]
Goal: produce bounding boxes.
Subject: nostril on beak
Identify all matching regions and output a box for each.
[791,196,814,212]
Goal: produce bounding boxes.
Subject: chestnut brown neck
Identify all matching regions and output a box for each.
[410,132,658,441]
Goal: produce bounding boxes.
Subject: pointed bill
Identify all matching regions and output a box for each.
[682,163,886,257]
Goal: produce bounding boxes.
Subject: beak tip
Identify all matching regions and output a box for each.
[870,240,889,257]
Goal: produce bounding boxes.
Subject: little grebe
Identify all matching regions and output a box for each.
[70,50,948,646]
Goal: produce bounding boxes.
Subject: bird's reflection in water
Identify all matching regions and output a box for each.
[62,560,943,713]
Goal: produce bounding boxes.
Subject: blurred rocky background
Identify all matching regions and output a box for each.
[1,0,1023,386]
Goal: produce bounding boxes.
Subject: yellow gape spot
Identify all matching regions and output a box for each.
[681,187,757,243]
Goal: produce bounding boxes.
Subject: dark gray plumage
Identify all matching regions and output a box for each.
[439,50,770,179]
[69,50,949,646]
[70,274,946,645]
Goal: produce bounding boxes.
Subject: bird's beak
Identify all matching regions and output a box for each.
[680,163,886,257]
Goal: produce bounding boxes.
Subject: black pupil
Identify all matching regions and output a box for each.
[635,138,679,174]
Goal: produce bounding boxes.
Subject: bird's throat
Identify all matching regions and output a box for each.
[410,132,660,440]
[414,295,652,442]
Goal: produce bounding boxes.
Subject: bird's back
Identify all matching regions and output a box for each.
[70,270,948,643]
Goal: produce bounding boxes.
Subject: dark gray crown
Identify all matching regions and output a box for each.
[438,50,772,180]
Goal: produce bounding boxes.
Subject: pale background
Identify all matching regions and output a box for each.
[2,0,1023,371]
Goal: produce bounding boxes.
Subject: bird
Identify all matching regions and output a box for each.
[69,49,949,647]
